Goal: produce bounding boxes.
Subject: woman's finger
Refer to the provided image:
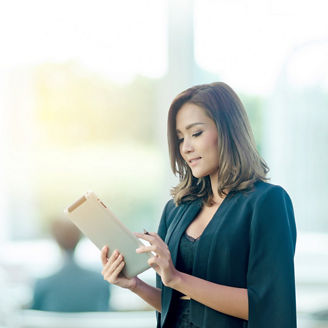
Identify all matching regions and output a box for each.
[148,255,159,266]
[103,249,119,269]
[147,256,160,272]
[112,260,125,279]
[136,244,157,254]
[102,254,123,277]
[135,232,158,243]
[100,246,109,266]
[136,232,166,247]
[104,256,125,282]
[136,242,169,258]
[108,249,120,261]
[135,231,160,239]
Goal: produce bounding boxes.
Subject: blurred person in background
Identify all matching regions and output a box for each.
[100,82,297,327]
[31,218,110,312]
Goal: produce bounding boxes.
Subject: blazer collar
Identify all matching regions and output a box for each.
[165,198,203,265]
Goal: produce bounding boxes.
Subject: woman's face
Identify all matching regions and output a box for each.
[176,103,220,179]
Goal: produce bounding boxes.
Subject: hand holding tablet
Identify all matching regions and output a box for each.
[64,191,151,278]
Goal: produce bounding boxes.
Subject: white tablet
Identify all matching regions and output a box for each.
[64,191,150,278]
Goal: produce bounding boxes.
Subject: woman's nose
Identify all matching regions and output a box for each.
[181,138,194,154]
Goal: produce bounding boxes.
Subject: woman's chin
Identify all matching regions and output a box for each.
[191,168,217,179]
[191,170,205,179]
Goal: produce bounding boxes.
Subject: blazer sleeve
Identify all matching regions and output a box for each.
[247,186,297,328]
[155,199,175,327]
[156,199,175,289]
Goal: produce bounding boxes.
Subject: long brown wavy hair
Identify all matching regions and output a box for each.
[167,82,270,206]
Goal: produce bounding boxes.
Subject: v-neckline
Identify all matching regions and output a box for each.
[185,193,231,240]
[184,232,200,242]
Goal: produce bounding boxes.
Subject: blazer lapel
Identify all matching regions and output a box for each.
[160,198,203,328]
[166,198,202,265]
[164,203,188,245]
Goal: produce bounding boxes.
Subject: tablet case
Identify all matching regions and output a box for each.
[64,191,150,278]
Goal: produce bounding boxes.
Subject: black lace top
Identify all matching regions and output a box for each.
[173,232,200,299]
[177,233,200,273]
[166,232,201,327]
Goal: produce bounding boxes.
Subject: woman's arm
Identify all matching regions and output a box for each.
[129,277,162,312]
[135,232,248,321]
[169,271,248,320]
[100,246,162,312]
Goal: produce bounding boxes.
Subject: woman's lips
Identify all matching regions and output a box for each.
[189,157,201,166]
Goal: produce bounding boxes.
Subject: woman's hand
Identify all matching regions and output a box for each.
[135,232,179,287]
[100,246,138,290]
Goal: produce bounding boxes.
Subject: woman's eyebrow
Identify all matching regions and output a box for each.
[176,122,206,133]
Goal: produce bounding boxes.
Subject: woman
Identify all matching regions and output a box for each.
[100,82,297,327]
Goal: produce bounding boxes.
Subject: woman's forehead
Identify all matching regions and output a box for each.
[176,103,212,131]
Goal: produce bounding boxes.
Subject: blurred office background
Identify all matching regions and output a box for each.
[0,0,327,327]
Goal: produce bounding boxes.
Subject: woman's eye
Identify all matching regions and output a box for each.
[178,138,184,144]
[192,131,203,137]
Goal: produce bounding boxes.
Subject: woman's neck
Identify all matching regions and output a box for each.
[209,172,228,204]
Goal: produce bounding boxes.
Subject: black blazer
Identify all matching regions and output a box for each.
[156,181,297,328]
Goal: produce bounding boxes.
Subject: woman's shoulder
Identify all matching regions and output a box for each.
[161,197,202,224]
[242,180,292,204]
[159,198,179,224]
[165,196,202,209]
[158,198,189,237]
[164,198,176,214]
[246,181,296,238]
[163,197,194,215]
